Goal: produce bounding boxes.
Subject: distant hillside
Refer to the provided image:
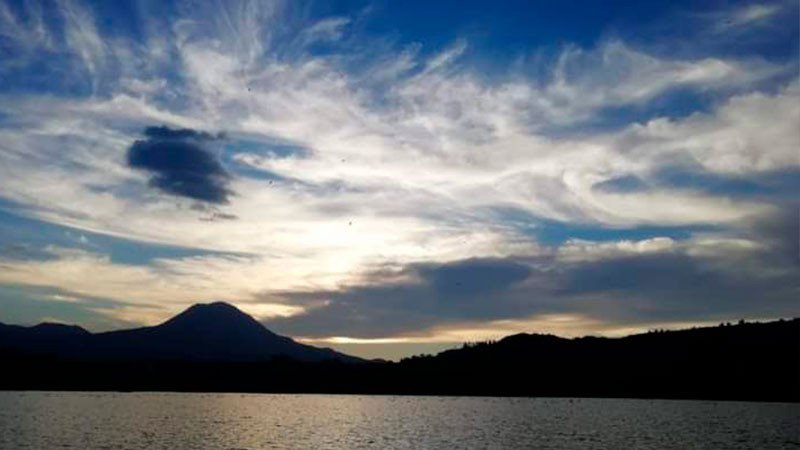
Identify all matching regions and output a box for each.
[390,318,800,401]
[0,309,797,402]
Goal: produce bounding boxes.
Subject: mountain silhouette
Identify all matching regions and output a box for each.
[0,302,360,363]
[0,322,90,355]
[0,311,797,401]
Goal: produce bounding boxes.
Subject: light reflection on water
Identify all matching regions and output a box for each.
[0,392,797,449]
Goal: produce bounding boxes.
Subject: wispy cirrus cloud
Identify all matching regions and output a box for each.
[711,2,784,33]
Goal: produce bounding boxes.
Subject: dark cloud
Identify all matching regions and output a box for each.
[561,253,716,294]
[418,258,531,295]
[127,126,233,204]
[264,258,546,338]
[143,126,228,141]
[265,210,800,338]
[744,202,800,266]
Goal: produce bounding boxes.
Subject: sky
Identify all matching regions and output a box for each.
[0,0,798,360]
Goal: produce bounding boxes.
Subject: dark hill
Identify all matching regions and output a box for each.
[0,302,360,363]
[393,318,800,401]
[0,311,797,401]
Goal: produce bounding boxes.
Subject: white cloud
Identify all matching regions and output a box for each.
[539,41,778,123]
[424,39,468,73]
[615,83,800,174]
[0,0,52,52]
[58,0,105,76]
[0,246,312,324]
[558,237,677,262]
[713,3,783,32]
[302,17,350,44]
[0,0,796,334]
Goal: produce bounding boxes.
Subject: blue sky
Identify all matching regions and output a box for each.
[0,0,797,360]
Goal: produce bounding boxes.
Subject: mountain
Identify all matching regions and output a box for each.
[0,302,361,363]
[0,312,796,401]
[0,322,90,356]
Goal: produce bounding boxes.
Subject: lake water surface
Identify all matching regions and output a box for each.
[0,392,797,449]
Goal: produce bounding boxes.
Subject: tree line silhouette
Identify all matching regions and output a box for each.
[1,308,797,402]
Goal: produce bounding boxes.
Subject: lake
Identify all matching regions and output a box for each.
[0,392,797,449]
